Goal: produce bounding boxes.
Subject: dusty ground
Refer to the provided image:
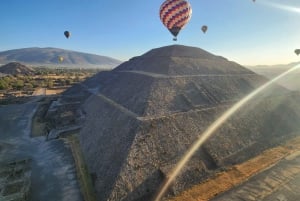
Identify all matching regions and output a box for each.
[167,136,300,201]
[0,101,83,201]
[45,88,66,95]
[33,87,67,96]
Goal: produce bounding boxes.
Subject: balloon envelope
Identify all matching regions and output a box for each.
[64,31,71,38]
[159,0,192,40]
[295,49,300,56]
[201,25,208,33]
[58,56,64,62]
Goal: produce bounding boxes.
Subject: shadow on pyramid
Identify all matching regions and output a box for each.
[63,45,300,201]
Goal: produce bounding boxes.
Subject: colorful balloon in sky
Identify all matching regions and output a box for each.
[64,31,71,39]
[159,0,192,41]
[58,56,64,62]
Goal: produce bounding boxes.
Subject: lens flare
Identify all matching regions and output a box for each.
[261,2,300,14]
[153,64,300,201]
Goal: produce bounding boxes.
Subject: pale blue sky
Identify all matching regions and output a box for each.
[1,0,300,65]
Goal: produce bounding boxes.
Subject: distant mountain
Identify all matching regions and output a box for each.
[247,61,300,91]
[248,61,300,70]
[0,47,122,69]
[0,62,35,75]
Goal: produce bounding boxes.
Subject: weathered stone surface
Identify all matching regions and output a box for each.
[0,159,31,201]
[0,62,35,76]
[70,45,300,201]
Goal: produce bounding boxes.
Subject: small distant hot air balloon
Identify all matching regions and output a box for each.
[201,25,208,33]
[58,56,64,62]
[64,31,71,39]
[295,49,300,56]
[159,0,192,41]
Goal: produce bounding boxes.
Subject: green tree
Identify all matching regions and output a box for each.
[29,80,39,88]
[25,83,33,89]
[15,80,24,90]
[0,80,9,90]
[3,76,11,83]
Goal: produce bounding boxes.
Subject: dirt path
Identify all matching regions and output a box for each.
[0,102,83,201]
[32,88,46,96]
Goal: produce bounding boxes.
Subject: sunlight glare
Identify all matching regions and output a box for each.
[261,2,300,14]
[153,64,300,201]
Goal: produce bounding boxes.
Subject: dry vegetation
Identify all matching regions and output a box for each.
[0,67,99,103]
[168,136,300,201]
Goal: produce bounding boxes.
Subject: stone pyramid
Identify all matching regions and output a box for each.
[76,45,300,201]
[0,62,35,75]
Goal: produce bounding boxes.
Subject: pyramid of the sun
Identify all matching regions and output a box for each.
[76,45,300,201]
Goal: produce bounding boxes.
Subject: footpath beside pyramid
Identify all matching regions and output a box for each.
[74,45,300,201]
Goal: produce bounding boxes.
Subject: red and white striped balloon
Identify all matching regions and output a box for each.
[159,0,192,40]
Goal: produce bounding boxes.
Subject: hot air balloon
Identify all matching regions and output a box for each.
[201,25,208,33]
[159,0,192,41]
[64,31,71,39]
[295,49,300,56]
[58,56,64,62]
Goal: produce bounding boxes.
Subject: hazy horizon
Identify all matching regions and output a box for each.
[1,0,300,66]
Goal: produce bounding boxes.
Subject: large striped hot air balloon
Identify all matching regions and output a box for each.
[159,0,192,41]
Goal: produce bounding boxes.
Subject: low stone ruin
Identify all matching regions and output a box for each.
[0,159,31,201]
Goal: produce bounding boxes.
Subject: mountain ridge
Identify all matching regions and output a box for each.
[0,47,122,69]
[246,61,300,91]
[247,61,300,69]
